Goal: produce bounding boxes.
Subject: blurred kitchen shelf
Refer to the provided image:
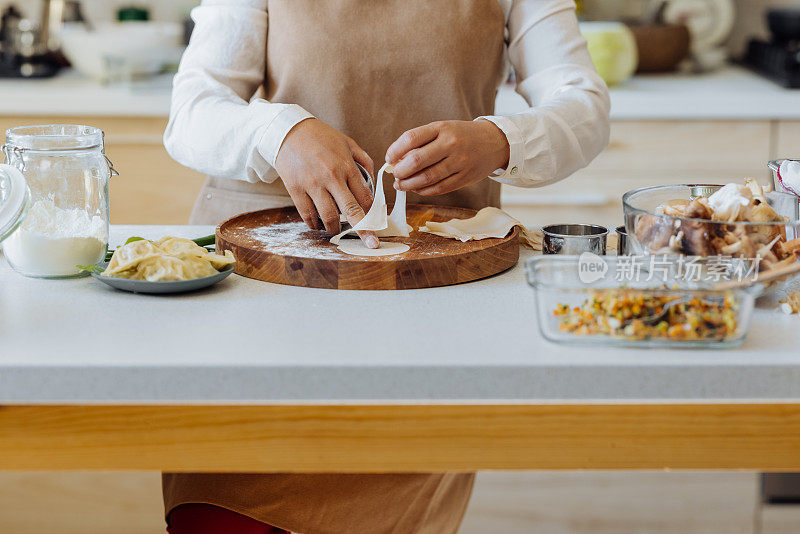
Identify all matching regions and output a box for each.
[0,65,799,119]
[0,69,173,117]
[497,65,800,120]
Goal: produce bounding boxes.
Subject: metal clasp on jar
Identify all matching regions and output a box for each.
[1,144,27,171]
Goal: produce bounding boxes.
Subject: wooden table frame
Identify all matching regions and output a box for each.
[2,404,800,471]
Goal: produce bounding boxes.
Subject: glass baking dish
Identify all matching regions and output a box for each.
[526,255,757,348]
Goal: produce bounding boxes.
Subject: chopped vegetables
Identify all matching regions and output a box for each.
[553,291,739,341]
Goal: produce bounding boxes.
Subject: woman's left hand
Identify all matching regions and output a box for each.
[385,120,510,196]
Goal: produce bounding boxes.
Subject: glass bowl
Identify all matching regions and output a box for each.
[769,159,800,198]
[622,184,800,294]
[526,255,756,348]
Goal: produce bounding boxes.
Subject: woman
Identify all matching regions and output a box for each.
[163,0,609,532]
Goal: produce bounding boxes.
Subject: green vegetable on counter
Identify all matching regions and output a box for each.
[77,264,105,275]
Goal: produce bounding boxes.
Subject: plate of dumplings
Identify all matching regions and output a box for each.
[85,236,236,294]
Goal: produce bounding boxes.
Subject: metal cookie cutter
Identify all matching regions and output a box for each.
[339,162,375,231]
[542,223,609,255]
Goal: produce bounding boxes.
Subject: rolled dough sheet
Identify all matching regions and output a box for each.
[419,206,542,250]
[336,239,411,257]
[331,163,411,246]
[420,207,518,241]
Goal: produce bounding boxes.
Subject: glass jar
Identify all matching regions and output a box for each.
[0,125,117,278]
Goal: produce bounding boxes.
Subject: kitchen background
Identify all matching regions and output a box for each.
[2,0,800,533]
[0,0,796,53]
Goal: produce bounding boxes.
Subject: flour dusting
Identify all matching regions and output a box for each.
[229,222,345,259]
[223,220,457,260]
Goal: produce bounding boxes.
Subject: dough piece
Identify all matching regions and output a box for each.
[331,163,410,245]
[337,239,411,257]
[381,171,412,237]
[419,207,542,250]
[519,227,544,251]
[420,207,519,241]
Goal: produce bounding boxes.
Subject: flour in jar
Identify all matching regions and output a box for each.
[2,199,107,277]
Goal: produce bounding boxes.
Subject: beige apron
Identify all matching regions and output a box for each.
[170,1,506,532]
[189,0,505,226]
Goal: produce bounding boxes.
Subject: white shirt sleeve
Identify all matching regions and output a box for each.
[163,0,313,183]
[478,0,611,188]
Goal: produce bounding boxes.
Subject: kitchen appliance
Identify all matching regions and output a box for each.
[0,5,59,78]
[0,125,117,278]
[215,205,519,290]
[744,8,800,88]
[0,1,91,78]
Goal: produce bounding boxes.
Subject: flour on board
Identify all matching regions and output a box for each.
[232,221,344,260]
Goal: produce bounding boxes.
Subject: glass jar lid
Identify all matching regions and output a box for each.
[0,164,29,243]
[5,124,104,152]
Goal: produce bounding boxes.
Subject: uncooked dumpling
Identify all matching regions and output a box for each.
[135,254,218,281]
[103,240,164,276]
[102,237,236,281]
[154,236,235,270]
[331,162,411,256]
[154,236,208,259]
[419,207,542,250]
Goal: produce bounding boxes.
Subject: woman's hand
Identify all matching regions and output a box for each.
[276,118,379,248]
[386,120,510,196]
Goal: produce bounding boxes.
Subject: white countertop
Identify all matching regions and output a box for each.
[2,224,800,404]
[2,66,800,120]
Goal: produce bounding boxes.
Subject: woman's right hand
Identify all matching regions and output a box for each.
[275,118,379,248]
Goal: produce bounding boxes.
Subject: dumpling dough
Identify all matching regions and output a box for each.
[419,207,542,250]
[419,207,520,241]
[331,162,412,256]
[336,240,411,257]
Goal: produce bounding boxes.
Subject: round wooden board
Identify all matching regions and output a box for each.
[216,204,519,290]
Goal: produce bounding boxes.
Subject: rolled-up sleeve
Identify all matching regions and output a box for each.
[478,0,611,188]
[163,0,313,183]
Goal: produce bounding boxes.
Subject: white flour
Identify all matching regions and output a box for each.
[235,222,344,260]
[3,199,107,277]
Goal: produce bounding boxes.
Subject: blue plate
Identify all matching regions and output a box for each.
[89,262,235,294]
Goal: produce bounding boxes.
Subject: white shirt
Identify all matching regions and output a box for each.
[164,0,610,189]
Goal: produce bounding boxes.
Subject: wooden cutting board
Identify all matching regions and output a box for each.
[215,204,519,290]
